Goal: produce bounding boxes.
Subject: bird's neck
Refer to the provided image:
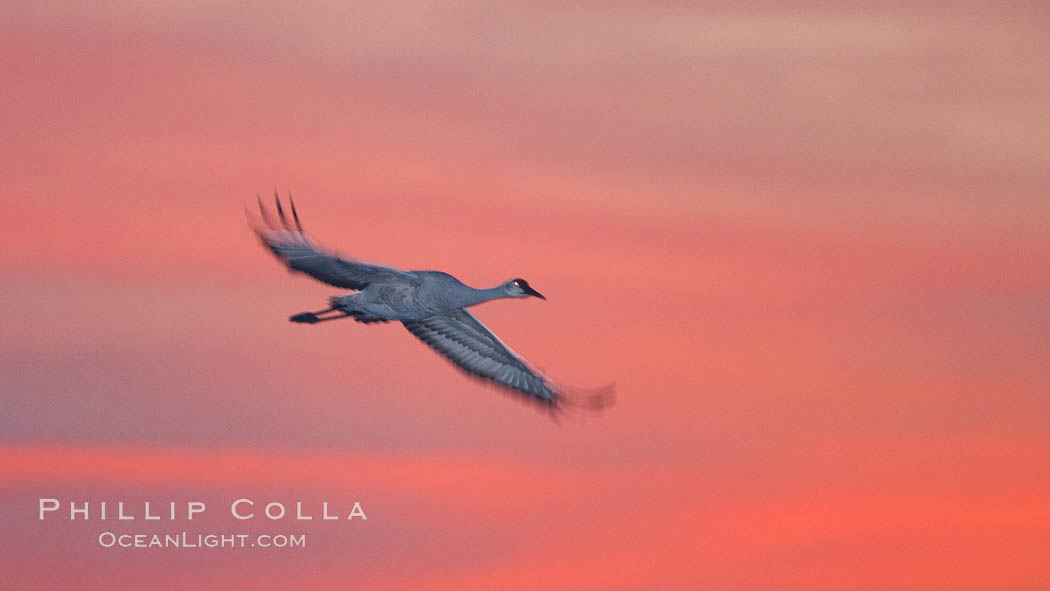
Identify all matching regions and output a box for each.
[461,285,506,307]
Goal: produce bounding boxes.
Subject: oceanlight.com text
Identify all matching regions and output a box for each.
[97,531,306,549]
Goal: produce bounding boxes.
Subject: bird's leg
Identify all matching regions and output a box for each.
[306,314,354,324]
[289,307,349,324]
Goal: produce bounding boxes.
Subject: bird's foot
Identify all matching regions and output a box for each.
[289,312,320,324]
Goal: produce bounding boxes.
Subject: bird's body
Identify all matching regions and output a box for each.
[331,271,503,321]
[250,194,612,413]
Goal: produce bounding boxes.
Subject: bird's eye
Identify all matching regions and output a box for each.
[513,280,521,288]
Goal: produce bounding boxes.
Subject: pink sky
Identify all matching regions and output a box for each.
[1,2,1048,590]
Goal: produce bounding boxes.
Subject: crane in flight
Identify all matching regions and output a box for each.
[249,192,613,414]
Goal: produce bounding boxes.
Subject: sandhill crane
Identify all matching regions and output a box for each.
[249,193,613,414]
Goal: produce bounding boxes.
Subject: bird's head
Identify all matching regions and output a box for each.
[505,278,545,299]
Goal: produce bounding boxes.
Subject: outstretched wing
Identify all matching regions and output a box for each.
[250,192,417,290]
[403,308,558,405]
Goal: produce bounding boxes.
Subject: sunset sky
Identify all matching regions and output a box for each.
[2,2,1048,590]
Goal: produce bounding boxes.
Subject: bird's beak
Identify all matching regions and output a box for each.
[524,285,546,300]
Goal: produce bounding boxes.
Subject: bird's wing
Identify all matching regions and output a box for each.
[250,192,417,290]
[402,308,561,406]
